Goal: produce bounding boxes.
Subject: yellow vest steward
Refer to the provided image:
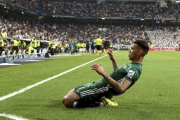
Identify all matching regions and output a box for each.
[30,41,34,47]
[59,44,62,48]
[1,33,6,38]
[95,38,102,45]
[37,40,40,47]
[65,44,68,48]
[82,43,86,48]
[0,39,4,47]
[18,41,21,46]
[49,41,52,46]
[23,42,26,48]
[34,40,37,47]
[32,37,35,40]
[51,42,56,49]
[13,40,18,46]
[81,43,84,48]
[77,43,80,47]
[26,46,35,54]
[79,43,82,48]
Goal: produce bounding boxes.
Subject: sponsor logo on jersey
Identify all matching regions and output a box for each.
[127,70,135,79]
[123,66,127,69]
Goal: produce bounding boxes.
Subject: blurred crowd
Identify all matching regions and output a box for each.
[103,2,179,19]
[0,16,147,44]
[0,15,180,53]
[1,0,180,56]
[145,27,180,48]
[1,0,180,18]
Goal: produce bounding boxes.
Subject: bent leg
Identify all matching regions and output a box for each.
[62,89,80,108]
[62,82,113,108]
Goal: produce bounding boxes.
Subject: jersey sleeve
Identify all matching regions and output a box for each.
[125,68,139,84]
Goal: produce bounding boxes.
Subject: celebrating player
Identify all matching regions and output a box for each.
[62,40,149,108]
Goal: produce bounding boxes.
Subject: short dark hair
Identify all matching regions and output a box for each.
[134,40,149,56]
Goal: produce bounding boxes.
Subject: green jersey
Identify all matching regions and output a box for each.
[75,63,142,100]
[93,39,96,46]
[105,63,142,95]
[74,40,78,47]
[68,41,73,47]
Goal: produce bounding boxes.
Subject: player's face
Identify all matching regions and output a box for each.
[128,44,139,61]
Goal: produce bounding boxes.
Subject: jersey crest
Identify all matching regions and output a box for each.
[127,70,135,79]
[123,66,127,69]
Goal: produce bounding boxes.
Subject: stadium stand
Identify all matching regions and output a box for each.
[1,0,180,19]
[0,0,180,61]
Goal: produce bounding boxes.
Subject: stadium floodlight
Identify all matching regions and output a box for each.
[175,1,180,3]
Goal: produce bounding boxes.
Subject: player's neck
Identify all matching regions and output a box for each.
[132,57,143,64]
[132,61,142,64]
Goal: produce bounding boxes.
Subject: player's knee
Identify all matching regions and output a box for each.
[62,96,73,108]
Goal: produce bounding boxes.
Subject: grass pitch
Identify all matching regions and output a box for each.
[0,51,180,120]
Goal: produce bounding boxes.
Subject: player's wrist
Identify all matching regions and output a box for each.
[111,58,116,62]
[102,72,108,78]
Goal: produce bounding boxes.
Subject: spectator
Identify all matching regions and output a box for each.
[26,44,35,54]
[0,36,4,55]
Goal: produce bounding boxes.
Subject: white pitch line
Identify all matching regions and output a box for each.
[0,63,21,66]
[53,54,82,57]
[0,54,109,102]
[0,113,28,120]
[25,60,45,61]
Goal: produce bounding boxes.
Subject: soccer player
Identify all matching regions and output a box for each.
[11,37,19,54]
[0,37,4,55]
[85,39,90,54]
[103,37,110,54]
[62,40,149,108]
[74,38,78,54]
[95,36,102,56]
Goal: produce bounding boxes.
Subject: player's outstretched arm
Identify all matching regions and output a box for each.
[91,63,105,76]
[103,73,131,94]
[91,63,131,93]
[107,49,118,70]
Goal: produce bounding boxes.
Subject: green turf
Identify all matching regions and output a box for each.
[0,51,180,120]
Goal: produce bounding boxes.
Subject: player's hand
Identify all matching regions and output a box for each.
[91,63,106,76]
[107,49,115,61]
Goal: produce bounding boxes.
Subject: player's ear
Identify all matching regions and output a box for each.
[138,49,143,56]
